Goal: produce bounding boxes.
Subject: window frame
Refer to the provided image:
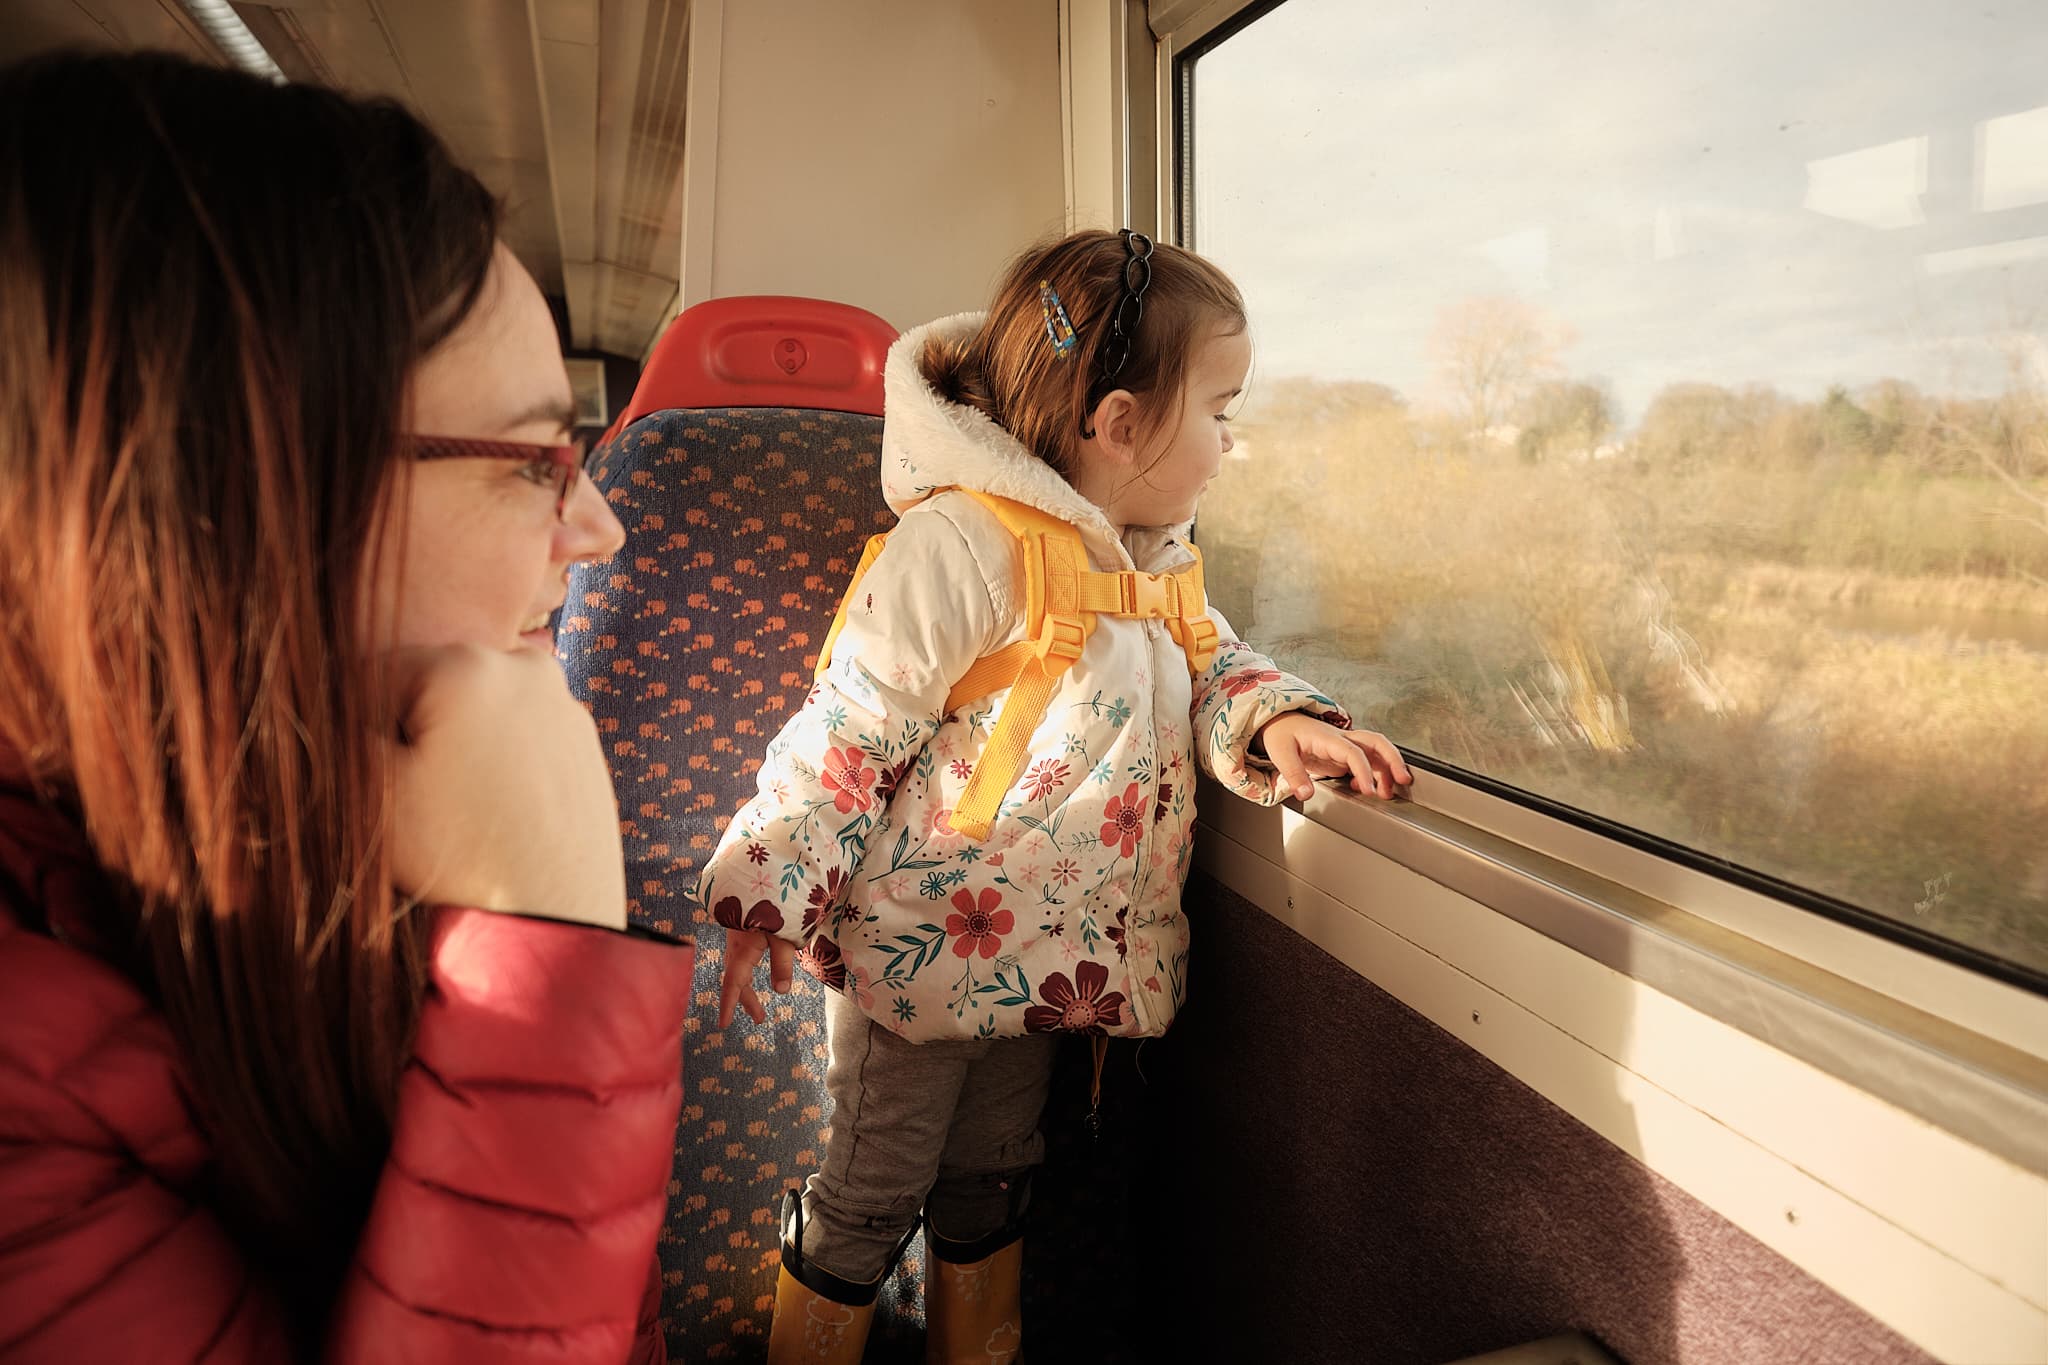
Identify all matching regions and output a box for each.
[1151,0,2048,1061]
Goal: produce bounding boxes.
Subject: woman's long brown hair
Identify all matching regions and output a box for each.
[0,51,498,1316]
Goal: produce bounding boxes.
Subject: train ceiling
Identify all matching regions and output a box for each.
[4,0,689,358]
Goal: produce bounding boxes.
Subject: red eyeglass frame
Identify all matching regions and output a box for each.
[403,434,597,521]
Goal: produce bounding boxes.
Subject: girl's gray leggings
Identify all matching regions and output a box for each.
[797,987,1060,1283]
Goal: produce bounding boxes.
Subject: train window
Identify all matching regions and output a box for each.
[1181,0,2048,983]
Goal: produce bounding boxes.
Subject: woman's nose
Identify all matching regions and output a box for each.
[563,472,626,561]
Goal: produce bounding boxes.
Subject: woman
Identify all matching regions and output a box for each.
[0,50,687,1363]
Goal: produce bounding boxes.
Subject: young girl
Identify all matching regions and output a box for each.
[702,228,1411,1362]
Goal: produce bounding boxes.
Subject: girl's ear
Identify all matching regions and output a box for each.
[1084,389,1142,468]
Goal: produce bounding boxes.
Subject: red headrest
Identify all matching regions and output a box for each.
[605,295,898,441]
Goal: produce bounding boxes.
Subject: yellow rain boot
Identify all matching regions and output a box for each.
[923,1229,1024,1365]
[766,1262,875,1364]
[765,1187,908,1365]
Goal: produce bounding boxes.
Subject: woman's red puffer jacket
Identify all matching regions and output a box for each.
[0,777,691,1363]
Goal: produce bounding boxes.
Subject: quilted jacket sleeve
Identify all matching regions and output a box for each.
[326,910,689,1363]
[0,905,688,1365]
[699,504,1002,947]
[1189,607,1353,805]
[0,904,288,1363]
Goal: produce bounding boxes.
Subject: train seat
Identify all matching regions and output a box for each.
[558,295,918,1355]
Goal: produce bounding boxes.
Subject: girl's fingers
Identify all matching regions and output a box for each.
[1332,736,1379,797]
[1357,731,1413,786]
[726,977,765,1026]
[1294,731,1411,800]
[719,932,797,1025]
[719,934,763,1028]
[1320,734,1412,799]
[1350,743,1397,799]
[1265,730,1316,802]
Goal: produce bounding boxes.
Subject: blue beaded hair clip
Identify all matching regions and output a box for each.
[1039,278,1078,358]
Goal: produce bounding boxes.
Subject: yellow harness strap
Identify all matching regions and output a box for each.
[814,490,1217,841]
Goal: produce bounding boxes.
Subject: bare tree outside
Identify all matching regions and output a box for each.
[1427,295,1572,439]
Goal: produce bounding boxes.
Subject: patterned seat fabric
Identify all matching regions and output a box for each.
[559,407,913,1355]
[562,406,1139,1361]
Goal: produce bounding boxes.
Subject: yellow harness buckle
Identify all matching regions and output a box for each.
[1170,615,1220,673]
[1121,571,1173,618]
[1036,613,1088,666]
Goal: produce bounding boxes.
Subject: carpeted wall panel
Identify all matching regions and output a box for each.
[1134,871,1938,1365]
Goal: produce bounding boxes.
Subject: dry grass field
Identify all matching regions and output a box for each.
[1199,378,2048,974]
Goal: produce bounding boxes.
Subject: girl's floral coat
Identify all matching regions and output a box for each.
[699,314,1347,1042]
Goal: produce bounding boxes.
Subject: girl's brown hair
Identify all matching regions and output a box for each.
[922,229,1247,482]
[0,51,498,1318]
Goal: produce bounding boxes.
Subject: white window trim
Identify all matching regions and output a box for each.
[1147,0,1280,245]
[1195,783,2048,1363]
[1402,765,2048,1061]
[1061,0,1161,235]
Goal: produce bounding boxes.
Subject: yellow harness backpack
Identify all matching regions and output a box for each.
[814,490,1220,840]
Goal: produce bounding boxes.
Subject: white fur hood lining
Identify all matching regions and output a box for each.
[881,313,1193,570]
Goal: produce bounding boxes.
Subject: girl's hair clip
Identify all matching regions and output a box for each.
[1039,279,1078,358]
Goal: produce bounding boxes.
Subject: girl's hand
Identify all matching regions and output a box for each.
[1256,713,1414,802]
[388,644,627,930]
[719,929,796,1027]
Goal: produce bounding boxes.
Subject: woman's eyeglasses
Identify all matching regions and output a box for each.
[403,433,599,522]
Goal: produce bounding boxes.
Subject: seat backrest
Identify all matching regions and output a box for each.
[557,297,914,1355]
[601,293,895,442]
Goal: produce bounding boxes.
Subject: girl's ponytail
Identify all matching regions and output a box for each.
[920,328,1000,423]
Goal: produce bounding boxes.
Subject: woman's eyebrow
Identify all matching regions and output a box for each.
[498,395,579,437]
